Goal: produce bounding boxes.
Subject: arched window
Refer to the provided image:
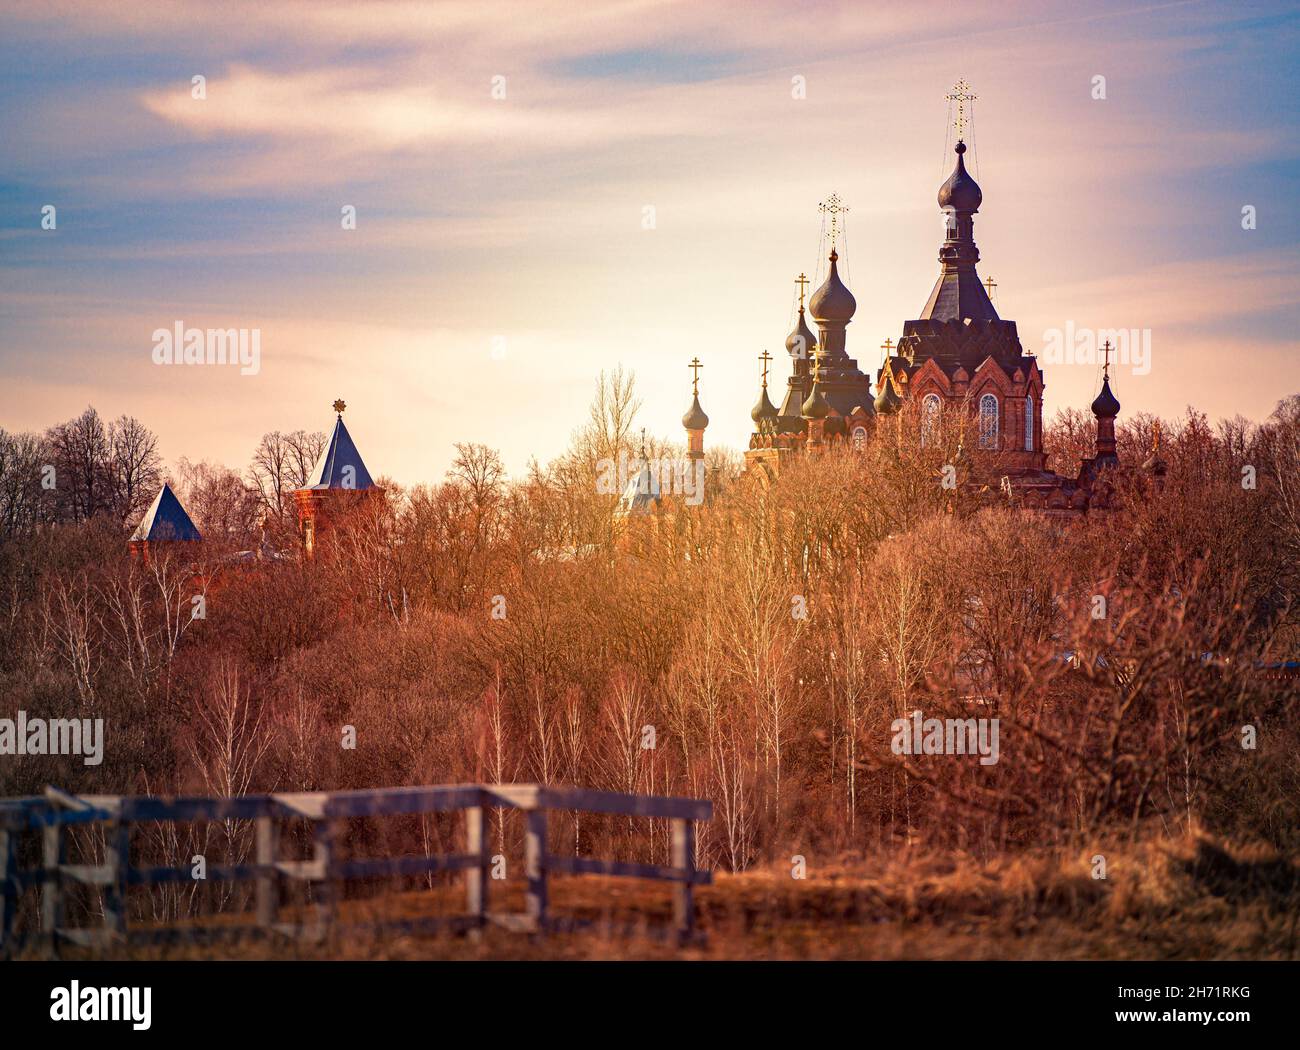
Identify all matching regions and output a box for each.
[1025,394,1035,451]
[851,426,867,451]
[979,393,999,449]
[920,394,941,447]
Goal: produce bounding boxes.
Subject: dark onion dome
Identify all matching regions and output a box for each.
[874,377,903,414]
[682,393,709,430]
[751,386,779,422]
[802,382,831,419]
[1090,375,1121,417]
[937,141,982,213]
[785,307,818,358]
[809,249,857,322]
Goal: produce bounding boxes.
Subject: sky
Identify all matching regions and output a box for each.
[1,0,1297,485]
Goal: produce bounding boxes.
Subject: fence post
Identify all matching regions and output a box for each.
[103,816,129,939]
[524,807,548,933]
[255,814,279,930]
[41,816,65,955]
[465,804,488,934]
[312,818,339,938]
[0,826,15,951]
[671,817,696,942]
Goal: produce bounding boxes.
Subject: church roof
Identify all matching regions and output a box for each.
[938,141,983,212]
[130,483,201,543]
[809,249,856,323]
[1091,375,1121,418]
[304,414,374,491]
[615,454,660,517]
[682,394,709,430]
[785,307,818,358]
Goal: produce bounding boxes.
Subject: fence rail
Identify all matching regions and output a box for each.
[0,783,712,953]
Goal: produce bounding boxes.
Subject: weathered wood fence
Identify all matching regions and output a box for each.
[0,784,712,953]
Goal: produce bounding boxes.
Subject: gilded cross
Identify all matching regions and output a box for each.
[689,356,703,395]
[880,337,895,362]
[945,79,978,141]
[332,399,346,415]
[984,275,997,301]
[819,193,849,247]
[795,272,810,309]
[759,349,773,388]
[1102,339,1113,379]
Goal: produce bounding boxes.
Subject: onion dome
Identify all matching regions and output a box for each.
[1090,375,1121,418]
[682,394,709,430]
[785,307,818,358]
[802,383,830,419]
[751,386,779,423]
[874,377,902,414]
[809,249,857,322]
[937,141,982,213]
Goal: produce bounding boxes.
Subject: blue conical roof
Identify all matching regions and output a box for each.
[304,415,374,490]
[130,483,201,542]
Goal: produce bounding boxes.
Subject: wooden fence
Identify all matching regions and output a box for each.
[0,784,712,953]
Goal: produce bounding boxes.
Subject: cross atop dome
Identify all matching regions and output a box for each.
[818,193,849,248]
[945,78,977,142]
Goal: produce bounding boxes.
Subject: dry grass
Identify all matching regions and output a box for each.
[19,831,1299,962]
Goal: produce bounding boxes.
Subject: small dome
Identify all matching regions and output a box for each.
[682,394,709,430]
[802,383,830,419]
[1090,376,1121,418]
[785,307,818,358]
[751,386,779,422]
[809,249,856,323]
[937,141,982,213]
[874,378,902,414]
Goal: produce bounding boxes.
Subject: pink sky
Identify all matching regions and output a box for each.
[1,0,1297,483]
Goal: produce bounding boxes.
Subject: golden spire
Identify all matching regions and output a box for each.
[689,356,703,396]
[795,272,810,310]
[818,193,849,248]
[759,349,773,389]
[945,79,978,140]
[332,398,346,415]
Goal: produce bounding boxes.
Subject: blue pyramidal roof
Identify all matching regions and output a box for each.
[130,483,201,542]
[304,415,374,490]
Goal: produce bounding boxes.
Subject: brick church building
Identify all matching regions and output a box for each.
[718,121,1146,515]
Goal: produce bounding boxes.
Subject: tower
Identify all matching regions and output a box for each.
[1090,341,1121,468]
[880,84,1046,476]
[682,357,709,462]
[295,399,377,558]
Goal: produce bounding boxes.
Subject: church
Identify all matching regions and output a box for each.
[675,93,1158,517]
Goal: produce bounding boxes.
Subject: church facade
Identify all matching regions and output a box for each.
[692,130,1152,515]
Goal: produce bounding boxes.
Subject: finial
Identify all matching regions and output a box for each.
[811,348,824,385]
[983,275,997,303]
[332,398,346,415]
[1152,420,1161,452]
[795,272,810,310]
[945,79,978,142]
[689,356,703,396]
[818,193,849,249]
[1102,339,1113,380]
[639,427,647,459]
[759,349,773,389]
[880,337,895,365]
